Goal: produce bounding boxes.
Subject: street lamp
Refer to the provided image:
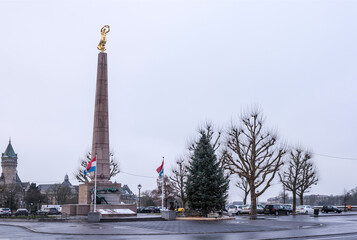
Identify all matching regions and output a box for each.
[138,184,142,209]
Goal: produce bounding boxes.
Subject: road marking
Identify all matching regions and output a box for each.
[304,234,357,240]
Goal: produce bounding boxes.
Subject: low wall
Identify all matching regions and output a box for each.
[62,204,91,216]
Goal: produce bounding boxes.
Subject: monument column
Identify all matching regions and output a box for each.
[65,25,137,216]
[91,52,110,182]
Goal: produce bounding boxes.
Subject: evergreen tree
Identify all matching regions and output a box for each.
[25,183,46,211]
[185,132,229,215]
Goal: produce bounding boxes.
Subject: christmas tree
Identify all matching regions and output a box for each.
[185,132,229,216]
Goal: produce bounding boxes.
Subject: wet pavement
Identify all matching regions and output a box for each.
[0,213,357,239]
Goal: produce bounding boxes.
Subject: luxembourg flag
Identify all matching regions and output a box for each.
[156,159,164,177]
[84,157,96,176]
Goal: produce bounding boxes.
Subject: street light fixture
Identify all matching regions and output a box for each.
[138,184,142,209]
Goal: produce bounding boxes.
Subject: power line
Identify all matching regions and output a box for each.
[312,152,357,161]
[286,144,357,161]
[120,171,157,179]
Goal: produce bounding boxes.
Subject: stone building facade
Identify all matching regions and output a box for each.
[0,140,30,209]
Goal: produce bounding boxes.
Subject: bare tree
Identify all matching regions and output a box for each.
[169,157,188,208]
[140,190,156,207]
[279,148,310,212]
[235,175,250,205]
[297,155,318,205]
[0,184,23,210]
[222,109,286,215]
[109,152,120,178]
[74,151,120,183]
[342,189,350,212]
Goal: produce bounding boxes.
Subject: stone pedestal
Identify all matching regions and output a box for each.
[88,212,101,222]
[79,181,122,204]
[161,210,176,221]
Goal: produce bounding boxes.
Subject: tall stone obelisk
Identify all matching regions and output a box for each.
[78,25,121,205]
[91,52,110,182]
[63,26,137,216]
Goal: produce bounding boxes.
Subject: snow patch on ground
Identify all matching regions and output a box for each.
[98,209,135,215]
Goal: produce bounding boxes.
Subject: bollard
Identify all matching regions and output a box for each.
[313,208,319,217]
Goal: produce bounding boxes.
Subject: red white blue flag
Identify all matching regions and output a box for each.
[156,159,164,177]
[84,157,96,176]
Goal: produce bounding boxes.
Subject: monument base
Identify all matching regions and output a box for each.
[88,212,101,222]
[62,181,137,217]
[62,203,137,217]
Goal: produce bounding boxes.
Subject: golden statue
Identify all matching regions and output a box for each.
[97,25,110,52]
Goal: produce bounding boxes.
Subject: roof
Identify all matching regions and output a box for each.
[62,174,72,187]
[16,173,22,183]
[2,140,17,158]
[122,184,134,195]
[38,184,59,192]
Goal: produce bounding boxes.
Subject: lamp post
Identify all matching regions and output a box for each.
[138,184,142,209]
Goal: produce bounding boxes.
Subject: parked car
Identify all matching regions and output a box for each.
[321,206,342,213]
[175,208,185,213]
[142,206,161,213]
[228,205,242,215]
[37,208,49,215]
[241,204,251,214]
[296,205,314,214]
[152,206,161,213]
[257,205,264,214]
[142,206,153,213]
[47,208,59,215]
[0,208,11,216]
[240,204,264,214]
[282,204,293,214]
[15,209,29,216]
[263,204,289,215]
[137,207,145,213]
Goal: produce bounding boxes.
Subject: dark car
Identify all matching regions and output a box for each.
[47,208,59,215]
[152,207,161,213]
[282,204,293,214]
[15,209,29,216]
[263,204,289,215]
[142,206,154,213]
[137,207,145,213]
[321,206,342,213]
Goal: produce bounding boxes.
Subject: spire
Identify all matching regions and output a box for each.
[2,139,17,158]
[62,173,72,187]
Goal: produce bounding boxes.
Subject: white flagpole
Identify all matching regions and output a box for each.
[161,156,164,209]
[94,154,97,212]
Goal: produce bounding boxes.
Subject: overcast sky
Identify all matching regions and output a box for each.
[1,0,356,202]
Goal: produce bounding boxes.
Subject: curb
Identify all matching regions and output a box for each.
[176,217,235,221]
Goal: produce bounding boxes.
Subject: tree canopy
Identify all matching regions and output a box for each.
[185,131,229,215]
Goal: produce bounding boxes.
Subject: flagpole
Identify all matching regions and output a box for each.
[162,156,164,210]
[94,154,97,212]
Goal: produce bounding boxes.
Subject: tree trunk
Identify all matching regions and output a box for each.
[243,192,248,205]
[250,186,257,215]
[292,190,297,213]
[299,193,304,205]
